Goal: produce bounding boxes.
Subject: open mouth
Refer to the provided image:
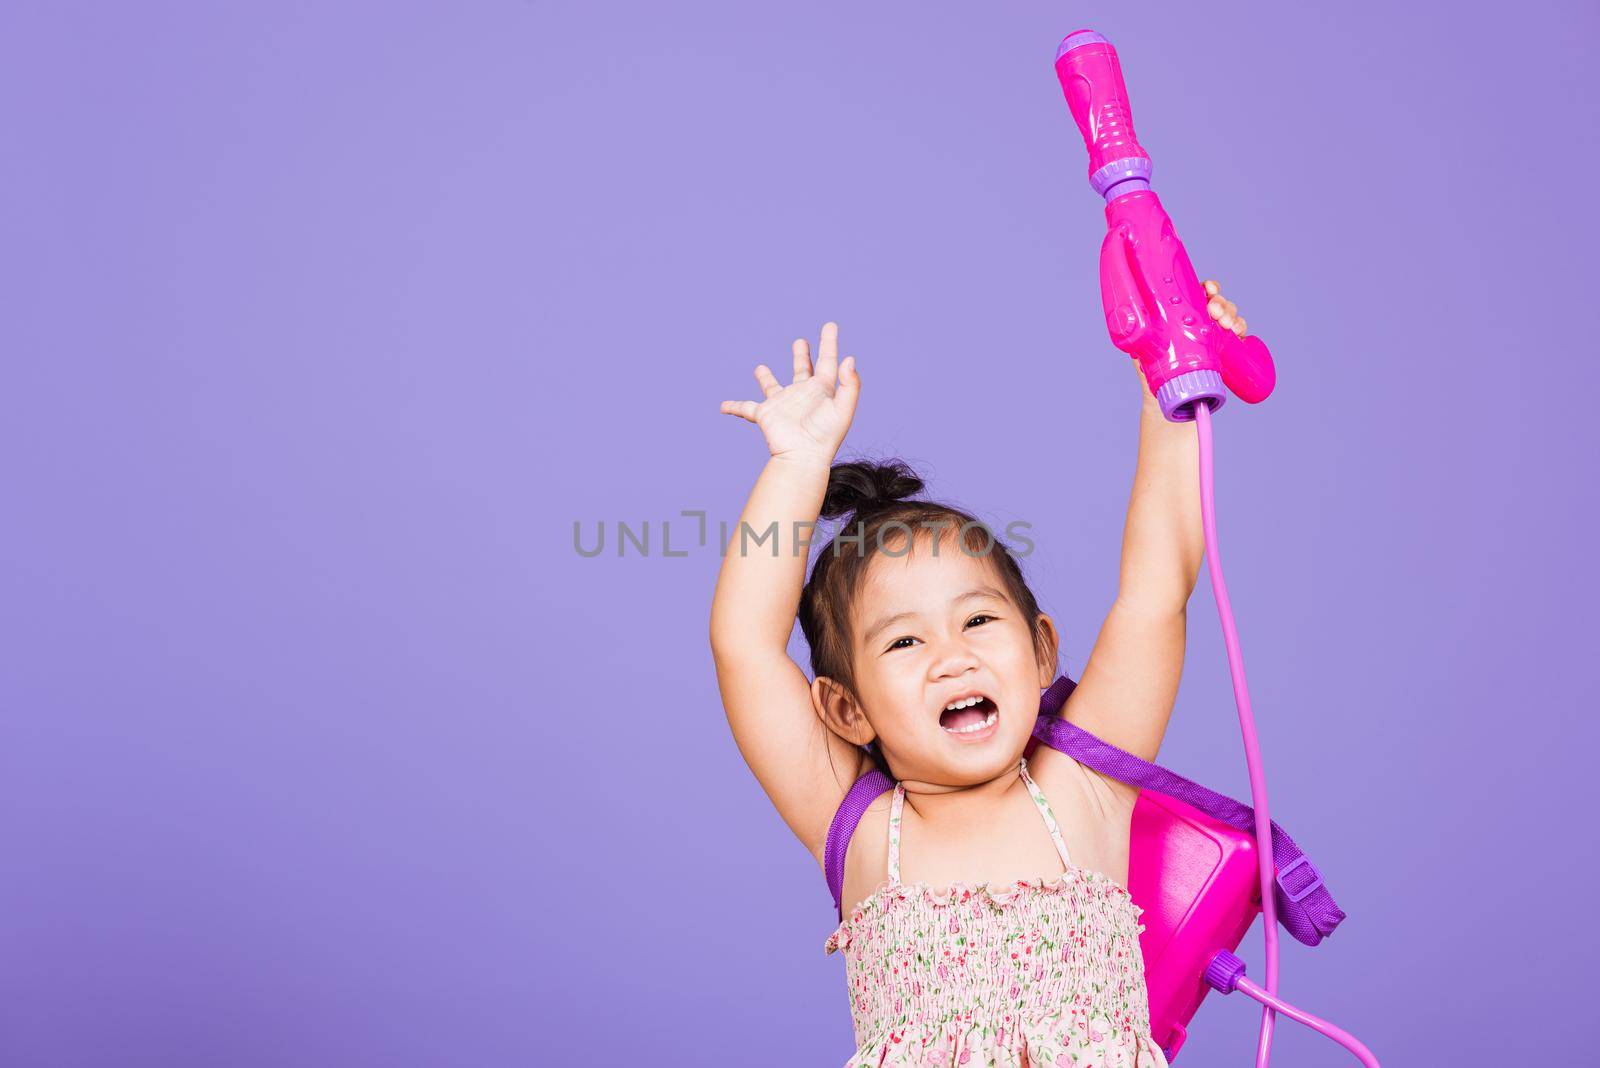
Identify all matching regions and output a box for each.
[939,695,999,735]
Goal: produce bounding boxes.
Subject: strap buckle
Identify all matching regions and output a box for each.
[1275,854,1324,904]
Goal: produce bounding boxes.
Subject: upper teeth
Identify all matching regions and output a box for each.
[944,695,986,711]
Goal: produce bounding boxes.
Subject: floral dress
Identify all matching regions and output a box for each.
[824,757,1170,1067]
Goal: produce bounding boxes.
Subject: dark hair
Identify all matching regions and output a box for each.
[798,457,1053,781]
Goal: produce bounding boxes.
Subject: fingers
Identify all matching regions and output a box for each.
[753,363,783,398]
[787,323,837,384]
[792,336,812,382]
[1202,279,1247,337]
[726,323,846,429]
[814,321,840,383]
[834,354,860,422]
[1203,280,1235,316]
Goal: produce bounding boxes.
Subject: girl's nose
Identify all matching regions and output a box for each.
[929,642,981,678]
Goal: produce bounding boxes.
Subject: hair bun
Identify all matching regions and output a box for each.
[820,459,925,520]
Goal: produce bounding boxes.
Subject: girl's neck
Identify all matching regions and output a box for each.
[896,756,1026,825]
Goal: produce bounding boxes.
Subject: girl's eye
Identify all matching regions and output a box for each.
[885,615,997,652]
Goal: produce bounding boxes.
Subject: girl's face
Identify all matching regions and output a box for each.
[846,533,1056,787]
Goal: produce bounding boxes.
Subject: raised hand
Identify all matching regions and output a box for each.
[719,322,861,464]
[1131,279,1255,397]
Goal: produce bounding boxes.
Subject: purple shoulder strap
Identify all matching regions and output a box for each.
[823,675,1345,946]
[1031,674,1345,947]
[824,762,894,919]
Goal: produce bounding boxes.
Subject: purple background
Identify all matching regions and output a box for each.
[4,2,1596,1064]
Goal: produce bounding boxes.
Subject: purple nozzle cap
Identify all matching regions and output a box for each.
[1091,157,1154,198]
[1156,369,1225,422]
[1057,30,1108,61]
[1103,178,1151,201]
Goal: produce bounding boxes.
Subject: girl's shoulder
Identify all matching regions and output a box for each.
[1027,739,1141,817]
[1026,745,1138,887]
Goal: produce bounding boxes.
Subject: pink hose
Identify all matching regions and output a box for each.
[1195,401,1380,1066]
[1194,399,1281,1065]
[1235,977,1382,1067]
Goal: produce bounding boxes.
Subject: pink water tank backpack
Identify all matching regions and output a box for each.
[823,674,1344,1063]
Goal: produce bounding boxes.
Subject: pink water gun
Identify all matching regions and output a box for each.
[1055,29,1378,1066]
[1057,30,1276,422]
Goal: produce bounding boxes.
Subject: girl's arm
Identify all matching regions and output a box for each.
[710,323,865,867]
[1062,281,1249,766]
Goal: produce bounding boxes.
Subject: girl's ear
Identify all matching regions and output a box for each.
[1033,613,1062,688]
[812,676,874,746]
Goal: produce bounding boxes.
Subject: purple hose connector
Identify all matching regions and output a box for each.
[1205,950,1248,995]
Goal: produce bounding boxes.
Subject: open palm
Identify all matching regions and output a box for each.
[720,321,861,463]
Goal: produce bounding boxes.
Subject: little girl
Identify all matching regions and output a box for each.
[712,285,1251,1067]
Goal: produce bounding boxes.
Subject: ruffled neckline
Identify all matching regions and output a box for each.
[826,864,1141,954]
